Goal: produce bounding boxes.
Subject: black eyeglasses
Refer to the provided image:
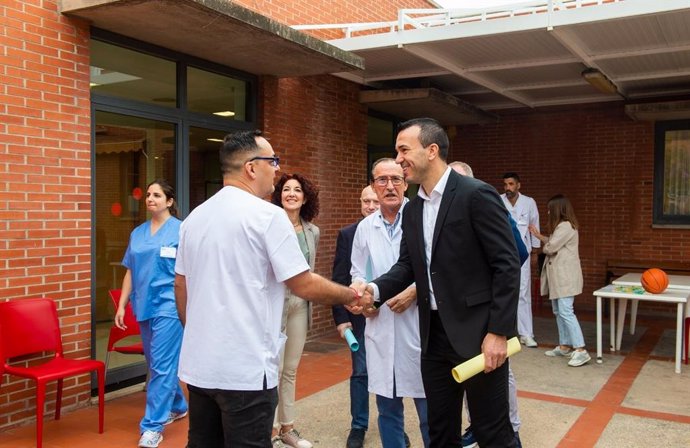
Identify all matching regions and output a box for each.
[248,156,280,167]
[374,176,404,186]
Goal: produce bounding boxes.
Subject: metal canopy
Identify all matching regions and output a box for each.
[295,0,690,121]
[60,0,364,77]
[360,88,497,125]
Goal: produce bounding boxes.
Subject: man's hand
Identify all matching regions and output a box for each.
[346,282,374,314]
[386,286,416,314]
[336,322,352,338]
[362,305,379,318]
[481,332,508,373]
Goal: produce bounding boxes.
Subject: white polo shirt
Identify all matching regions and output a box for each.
[175,186,309,391]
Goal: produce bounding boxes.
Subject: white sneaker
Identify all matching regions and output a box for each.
[519,335,538,347]
[568,350,591,367]
[272,436,288,448]
[545,346,572,357]
[281,428,313,448]
[138,430,163,448]
[164,410,188,426]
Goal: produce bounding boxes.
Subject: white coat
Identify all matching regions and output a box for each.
[350,202,425,399]
[501,193,540,250]
[501,192,541,337]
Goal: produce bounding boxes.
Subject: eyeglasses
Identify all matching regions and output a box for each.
[373,176,404,186]
[248,156,280,167]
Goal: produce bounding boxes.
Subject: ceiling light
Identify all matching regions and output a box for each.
[207,138,224,142]
[582,68,618,94]
[213,111,236,117]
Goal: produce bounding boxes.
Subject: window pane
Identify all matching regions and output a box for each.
[94,111,175,375]
[90,40,177,106]
[187,67,247,121]
[662,129,690,216]
[189,127,226,210]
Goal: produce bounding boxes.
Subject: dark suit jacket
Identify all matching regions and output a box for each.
[331,221,366,327]
[373,170,520,359]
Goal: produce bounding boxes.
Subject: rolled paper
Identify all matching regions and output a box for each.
[344,327,359,352]
[451,337,521,383]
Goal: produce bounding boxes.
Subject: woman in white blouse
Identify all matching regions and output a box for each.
[529,194,590,367]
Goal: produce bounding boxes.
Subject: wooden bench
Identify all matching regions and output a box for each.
[605,260,690,285]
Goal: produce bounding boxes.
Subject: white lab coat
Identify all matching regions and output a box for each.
[502,193,541,337]
[501,193,540,250]
[350,202,425,399]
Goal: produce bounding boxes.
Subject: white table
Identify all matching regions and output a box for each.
[611,273,690,354]
[593,283,688,373]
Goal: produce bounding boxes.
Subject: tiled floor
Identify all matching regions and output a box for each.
[1,305,689,447]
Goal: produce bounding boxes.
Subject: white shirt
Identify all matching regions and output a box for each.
[416,167,452,310]
[175,186,309,391]
[351,200,424,399]
[501,193,540,250]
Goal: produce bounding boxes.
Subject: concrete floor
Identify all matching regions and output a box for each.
[1,306,689,447]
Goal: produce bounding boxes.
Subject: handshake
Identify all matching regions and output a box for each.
[345,281,375,315]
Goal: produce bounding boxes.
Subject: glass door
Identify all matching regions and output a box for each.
[94,110,176,385]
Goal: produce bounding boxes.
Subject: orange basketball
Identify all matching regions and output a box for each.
[641,268,669,294]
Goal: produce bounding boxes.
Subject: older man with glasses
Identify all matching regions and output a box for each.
[350,158,430,448]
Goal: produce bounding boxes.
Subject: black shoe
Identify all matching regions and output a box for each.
[514,431,523,448]
[404,432,411,448]
[346,428,366,448]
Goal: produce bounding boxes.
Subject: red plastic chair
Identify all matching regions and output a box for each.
[0,298,105,448]
[106,289,144,373]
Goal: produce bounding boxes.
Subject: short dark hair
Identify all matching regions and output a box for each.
[271,173,320,222]
[503,172,520,182]
[397,118,449,161]
[220,129,263,175]
[147,178,178,217]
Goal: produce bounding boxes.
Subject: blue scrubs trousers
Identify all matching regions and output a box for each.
[139,316,188,433]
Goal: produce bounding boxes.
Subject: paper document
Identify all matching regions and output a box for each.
[451,337,521,383]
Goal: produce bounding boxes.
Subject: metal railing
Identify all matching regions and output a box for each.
[292,0,623,39]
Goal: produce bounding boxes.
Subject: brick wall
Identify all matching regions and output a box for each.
[259,75,369,337]
[0,1,92,429]
[450,101,690,314]
[233,0,436,38]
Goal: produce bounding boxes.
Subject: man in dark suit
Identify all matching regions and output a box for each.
[352,118,520,447]
[332,185,379,448]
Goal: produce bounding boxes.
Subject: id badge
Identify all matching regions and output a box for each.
[160,246,177,259]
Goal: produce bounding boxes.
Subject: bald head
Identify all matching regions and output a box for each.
[360,185,380,217]
[450,161,474,178]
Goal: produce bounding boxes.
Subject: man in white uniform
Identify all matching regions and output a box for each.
[501,172,540,348]
[351,158,429,448]
[174,130,362,448]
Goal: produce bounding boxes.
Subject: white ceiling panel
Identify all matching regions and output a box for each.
[317,1,690,121]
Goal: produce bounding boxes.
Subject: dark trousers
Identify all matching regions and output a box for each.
[421,312,514,448]
[350,315,369,430]
[186,383,278,448]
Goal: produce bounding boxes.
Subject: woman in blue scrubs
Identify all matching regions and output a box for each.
[115,179,187,448]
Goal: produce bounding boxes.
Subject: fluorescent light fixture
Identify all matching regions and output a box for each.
[207,138,224,142]
[582,68,618,94]
[213,111,236,117]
